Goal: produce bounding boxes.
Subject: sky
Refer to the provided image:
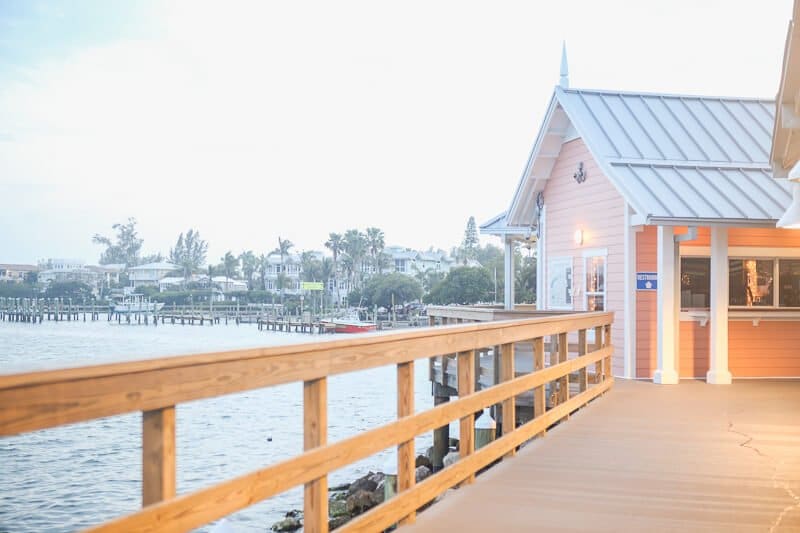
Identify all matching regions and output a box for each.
[0,0,794,265]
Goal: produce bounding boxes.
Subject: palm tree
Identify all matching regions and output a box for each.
[325,233,344,308]
[222,251,239,279]
[365,227,385,274]
[257,253,269,291]
[319,257,335,314]
[343,229,367,290]
[239,250,257,290]
[272,237,294,309]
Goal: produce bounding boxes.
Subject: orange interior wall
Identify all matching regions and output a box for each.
[635,226,657,378]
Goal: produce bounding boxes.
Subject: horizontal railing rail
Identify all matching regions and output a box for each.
[0,311,614,533]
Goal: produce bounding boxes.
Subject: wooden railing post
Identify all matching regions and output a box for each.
[499,343,515,458]
[142,406,176,506]
[604,323,613,381]
[304,378,328,533]
[594,325,603,382]
[558,332,569,418]
[532,337,546,437]
[458,349,475,484]
[578,329,588,392]
[397,361,415,525]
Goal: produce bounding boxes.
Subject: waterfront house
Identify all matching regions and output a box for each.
[483,47,800,382]
[0,263,37,283]
[211,276,248,293]
[128,262,181,288]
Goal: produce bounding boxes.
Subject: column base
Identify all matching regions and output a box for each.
[706,369,732,385]
[653,369,679,385]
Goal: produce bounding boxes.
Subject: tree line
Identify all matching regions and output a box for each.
[5,216,537,308]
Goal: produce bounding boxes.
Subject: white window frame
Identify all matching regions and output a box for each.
[583,248,607,312]
[547,256,573,310]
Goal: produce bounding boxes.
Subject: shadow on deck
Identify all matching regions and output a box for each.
[404,379,800,532]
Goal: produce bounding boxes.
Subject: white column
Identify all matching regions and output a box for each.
[504,237,515,310]
[707,227,732,384]
[536,206,546,310]
[623,205,637,379]
[654,225,679,384]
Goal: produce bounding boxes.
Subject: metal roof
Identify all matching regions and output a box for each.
[503,86,789,229]
[479,211,530,237]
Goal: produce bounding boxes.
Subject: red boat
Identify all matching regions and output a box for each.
[321,319,377,334]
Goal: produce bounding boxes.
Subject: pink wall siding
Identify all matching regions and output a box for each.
[635,226,657,378]
[542,138,626,374]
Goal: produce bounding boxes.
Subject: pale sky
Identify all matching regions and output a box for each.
[0,0,793,265]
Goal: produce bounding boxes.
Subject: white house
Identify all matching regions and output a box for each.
[129,262,181,288]
[0,264,37,283]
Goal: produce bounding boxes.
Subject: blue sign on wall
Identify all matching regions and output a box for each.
[636,272,657,291]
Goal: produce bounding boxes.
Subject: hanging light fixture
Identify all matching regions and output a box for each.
[777,162,800,229]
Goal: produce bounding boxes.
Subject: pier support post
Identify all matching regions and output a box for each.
[431,384,450,472]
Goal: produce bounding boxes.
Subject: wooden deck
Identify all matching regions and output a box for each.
[405,379,800,532]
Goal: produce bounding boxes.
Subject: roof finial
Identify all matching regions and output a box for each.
[559,41,569,89]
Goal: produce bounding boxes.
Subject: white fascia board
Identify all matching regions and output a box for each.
[507,91,560,225]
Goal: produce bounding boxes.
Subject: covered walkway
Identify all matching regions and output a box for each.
[406,380,800,532]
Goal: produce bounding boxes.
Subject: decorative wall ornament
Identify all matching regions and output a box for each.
[573,161,587,184]
[536,192,545,210]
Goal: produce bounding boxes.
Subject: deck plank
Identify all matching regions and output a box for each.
[404,379,800,532]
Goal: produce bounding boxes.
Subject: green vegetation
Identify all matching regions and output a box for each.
[44,281,94,300]
[359,273,423,309]
[92,217,144,267]
[169,229,209,279]
[424,266,493,305]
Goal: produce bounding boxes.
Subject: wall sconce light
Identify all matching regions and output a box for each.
[574,229,584,245]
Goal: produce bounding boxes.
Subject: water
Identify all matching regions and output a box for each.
[0,321,436,532]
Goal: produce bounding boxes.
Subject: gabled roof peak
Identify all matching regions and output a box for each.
[557,85,771,104]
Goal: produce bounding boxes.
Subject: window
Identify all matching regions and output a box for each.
[678,257,800,308]
[681,257,710,309]
[729,259,773,307]
[585,256,606,311]
[547,257,572,309]
[779,259,800,307]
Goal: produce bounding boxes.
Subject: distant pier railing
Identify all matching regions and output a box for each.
[0,310,614,533]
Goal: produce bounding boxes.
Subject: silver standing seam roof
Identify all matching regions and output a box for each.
[484,86,791,235]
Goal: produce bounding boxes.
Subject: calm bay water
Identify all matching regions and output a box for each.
[0,321,435,532]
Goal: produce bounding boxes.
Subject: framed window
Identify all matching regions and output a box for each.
[729,259,774,307]
[547,257,572,309]
[680,257,710,309]
[585,255,606,311]
[779,259,800,307]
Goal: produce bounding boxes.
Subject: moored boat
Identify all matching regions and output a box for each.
[112,294,164,314]
[320,318,377,334]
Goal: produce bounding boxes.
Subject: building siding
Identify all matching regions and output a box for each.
[637,224,800,378]
[542,138,626,375]
[635,225,657,378]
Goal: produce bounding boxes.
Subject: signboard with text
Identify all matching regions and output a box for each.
[301,282,324,291]
[636,272,657,291]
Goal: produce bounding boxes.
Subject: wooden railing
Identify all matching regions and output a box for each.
[0,311,614,532]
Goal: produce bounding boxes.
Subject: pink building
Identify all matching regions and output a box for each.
[484,41,800,382]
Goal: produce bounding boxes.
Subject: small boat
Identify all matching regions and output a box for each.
[112,294,164,314]
[320,316,377,334]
